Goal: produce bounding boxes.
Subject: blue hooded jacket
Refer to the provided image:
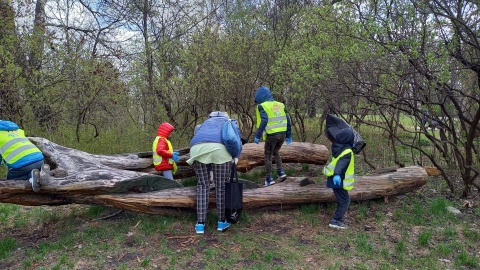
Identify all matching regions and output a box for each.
[190,112,241,151]
[0,120,44,169]
[254,86,292,140]
[326,128,355,189]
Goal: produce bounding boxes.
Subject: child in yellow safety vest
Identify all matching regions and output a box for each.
[0,120,51,192]
[152,122,180,180]
[323,128,355,229]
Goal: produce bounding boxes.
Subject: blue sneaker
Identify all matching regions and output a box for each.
[29,169,41,192]
[277,169,287,182]
[217,221,231,232]
[264,176,275,187]
[195,223,205,234]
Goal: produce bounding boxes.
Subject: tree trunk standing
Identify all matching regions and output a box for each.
[0,1,24,121]
[28,0,54,128]
[140,0,156,125]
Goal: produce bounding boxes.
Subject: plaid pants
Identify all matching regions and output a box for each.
[194,161,231,223]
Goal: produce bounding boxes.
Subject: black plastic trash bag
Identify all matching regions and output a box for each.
[325,114,366,154]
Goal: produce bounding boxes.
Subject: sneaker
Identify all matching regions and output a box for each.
[217,221,231,232]
[264,176,276,187]
[328,219,348,229]
[29,169,41,192]
[195,223,205,234]
[277,170,287,182]
[39,164,51,185]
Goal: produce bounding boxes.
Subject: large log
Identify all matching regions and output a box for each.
[134,141,329,178]
[0,138,428,214]
[93,166,428,214]
[33,138,329,178]
[0,138,328,196]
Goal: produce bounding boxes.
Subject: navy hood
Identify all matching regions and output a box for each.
[254,86,274,104]
[335,128,355,145]
[331,128,355,157]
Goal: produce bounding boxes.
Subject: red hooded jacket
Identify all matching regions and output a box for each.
[153,122,175,171]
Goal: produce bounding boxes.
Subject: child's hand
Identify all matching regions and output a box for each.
[333,175,341,186]
[172,152,180,162]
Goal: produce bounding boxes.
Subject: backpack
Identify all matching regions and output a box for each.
[221,119,242,157]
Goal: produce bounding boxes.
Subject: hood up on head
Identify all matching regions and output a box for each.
[0,120,19,131]
[335,128,355,146]
[157,122,174,137]
[254,86,274,104]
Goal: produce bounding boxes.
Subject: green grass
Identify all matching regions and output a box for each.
[1,117,479,269]
[0,236,16,260]
[1,189,479,269]
[418,230,432,246]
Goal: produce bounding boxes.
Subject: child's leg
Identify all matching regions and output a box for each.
[162,170,174,180]
[332,188,350,221]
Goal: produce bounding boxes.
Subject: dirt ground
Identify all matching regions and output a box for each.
[1,165,479,269]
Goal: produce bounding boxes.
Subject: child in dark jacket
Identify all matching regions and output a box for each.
[323,128,355,229]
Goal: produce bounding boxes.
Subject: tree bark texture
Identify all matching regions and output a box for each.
[0,138,428,215]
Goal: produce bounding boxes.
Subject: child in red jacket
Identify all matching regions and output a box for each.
[152,122,180,180]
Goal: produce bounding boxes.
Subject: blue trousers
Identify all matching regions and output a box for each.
[332,188,350,221]
[7,160,44,180]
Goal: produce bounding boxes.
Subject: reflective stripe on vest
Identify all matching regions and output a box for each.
[0,130,42,165]
[322,148,355,191]
[256,101,287,139]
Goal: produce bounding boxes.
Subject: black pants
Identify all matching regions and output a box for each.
[264,133,286,177]
[332,188,350,221]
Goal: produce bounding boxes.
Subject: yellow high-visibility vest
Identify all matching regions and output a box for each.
[0,129,42,166]
[256,101,288,140]
[323,148,355,191]
[152,136,177,174]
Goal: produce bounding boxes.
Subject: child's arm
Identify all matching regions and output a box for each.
[155,138,173,158]
[334,153,352,178]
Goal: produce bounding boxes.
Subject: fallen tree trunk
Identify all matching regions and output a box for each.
[116,141,329,178]
[35,137,328,177]
[0,138,328,195]
[94,166,428,214]
[0,138,428,214]
[1,166,427,214]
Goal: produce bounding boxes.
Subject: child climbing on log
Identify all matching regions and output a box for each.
[152,122,180,180]
[253,86,292,186]
[323,128,356,229]
[0,120,50,192]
